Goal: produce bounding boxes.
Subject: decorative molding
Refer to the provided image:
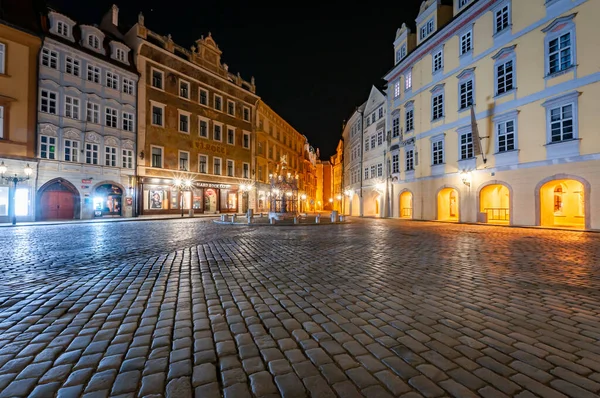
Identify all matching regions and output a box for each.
[40,124,58,136]
[86,131,100,143]
[104,136,118,146]
[63,129,81,139]
[456,67,476,80]
[122,140,134,149]
[541,13,577,33]
[492,45,516,60]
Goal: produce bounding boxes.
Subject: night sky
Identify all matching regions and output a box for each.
[50,1,423,158]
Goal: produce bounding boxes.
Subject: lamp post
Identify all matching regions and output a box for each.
[173,178,193,217]
[0,161,33,225]
[336,194,342,212]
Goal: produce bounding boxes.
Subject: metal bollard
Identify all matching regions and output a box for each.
[270,217,275,225]
[315,215,320,224]
[247,215,251,224]
[294,217,298,224]
[339,215,344,222]
[231,214,236,223]
[220,214,226,222]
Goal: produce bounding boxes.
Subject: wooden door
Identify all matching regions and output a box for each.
[57,192,74,219]
[41,191,74,220]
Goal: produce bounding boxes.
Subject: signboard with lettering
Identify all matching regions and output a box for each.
[81,185,90,189]
[197,182,231,189]
[82,179,92,184]
[193,141,227,155]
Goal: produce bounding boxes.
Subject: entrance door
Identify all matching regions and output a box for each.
[41,191,75,220]
[204,189,217,213]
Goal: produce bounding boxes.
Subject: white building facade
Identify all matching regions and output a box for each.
[342,105,363,216]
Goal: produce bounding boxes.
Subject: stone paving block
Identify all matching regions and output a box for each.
[332,380,363,398]
[346,367,379,389]
[250,371,278,396]
[408,375,445,398]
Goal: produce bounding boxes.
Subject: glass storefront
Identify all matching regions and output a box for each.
[142,181,239,214]
[94,184,123,216]
[0,186,8,216]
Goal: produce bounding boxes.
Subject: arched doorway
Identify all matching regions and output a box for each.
[437,187,459,221]
[351,194,360,216]
[539,178,585,229]
[399,191,413,219]
[93,183,123,217]
[38,179,80,220]
[374,196,380,216]
[479,184,510,224]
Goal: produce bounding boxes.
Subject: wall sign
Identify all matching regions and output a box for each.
[82,179,92,184]
[194,141,227,155]
[197,182,231,189]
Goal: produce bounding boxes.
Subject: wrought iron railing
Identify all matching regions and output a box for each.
[401,207,412,217]
[484,207,509,221]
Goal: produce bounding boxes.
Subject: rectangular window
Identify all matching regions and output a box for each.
[199,89,208,105]
[378,108,384,119]
[459,0,469,8]
[179,113,189,133]
[227,160,234,177]
[105,146,117,167]
[377,130,383,146]
[433,50,443,72]
[227,128,235,145]
[377,163,383,177]
[243,163,250,179]
[213,157,222,175]
[122,149,133,169]
[39,135,56,159]
[460,80,473,110]
[64,139,79,162]
[370,135,376,150]
[406,149,414,171]
[199,119,208,137]
[364,137,369,152]
[65,96,80,119]
[151,147,162,168]
[364,168,369,180]
[152,69,163,89]
[550,104,574,143]
[123,112,134,131]
[199,155,207,173]
[65,56,80,76]
[227,100,235,116]
[0,43,4,74]
[460,31,472,55]
[394,81,400,98]
[460,132,474,159]
[179,80,189,98]
[432,93,444,120]
[432,140,444,165]
[106,72,118,90]
[57,21,70,37]
[86,143,99,165]
[548,33,572,75]
[406,108,414,131]
[214,124,222,141]
[152,106,163,126]
[123,78,134,95]
[86,102,99,124]
[496,60,514,95]
[214,95,222,111]
[179,151,189,171]
[41,48,58,69]
[243,132,250,148]
[243,107,250,122]
[105,107,118,128]
[115,48,126,62]
[495,4,510,33]
[87,65,100,83]
[497,120,515,152]
[405,70,412,90]
[370,165,376,179]
[392,154,399,173]
[40,89,57,114]
[392,116,400,138]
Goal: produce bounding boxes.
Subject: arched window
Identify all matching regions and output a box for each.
[88,35,100,49]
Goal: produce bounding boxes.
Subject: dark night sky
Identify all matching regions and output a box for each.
[50,1,422,158]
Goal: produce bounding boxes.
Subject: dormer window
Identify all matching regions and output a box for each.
[116,48,125,62]
[88,35,100,49]
[57,21,70,37]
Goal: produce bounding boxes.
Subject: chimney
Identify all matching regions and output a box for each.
[111,4,119,26]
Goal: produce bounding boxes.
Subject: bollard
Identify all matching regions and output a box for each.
[270,217,275,225]
[231,214,236,223]
[247,215,251,224]
[220,214,226,222]
[339,215,344,222]
[294,217,298,224]
[189,208,194,218]
[315,214,320,224]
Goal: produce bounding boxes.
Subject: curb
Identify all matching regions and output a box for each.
[0,215,220,228]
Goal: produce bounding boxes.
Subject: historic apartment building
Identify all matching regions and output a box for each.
[384,0,600,229]
[0,1,41,223]
[342,104,364,217]
[330,140,344,212]
[125,14,258,215]
[36,5,138,220]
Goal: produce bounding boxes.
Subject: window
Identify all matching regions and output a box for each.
[405,106,414,132]
[87,65,100,83]
[106,72,118,90]
[392,154,399,173]
[179,112,189,133]
[432,92,444,120]
[243,132,250,149]
[88,35,100,49]
[243,107,250,122]
[392,115,400,138]
[122,149,133,169]
[432,140,444,165]
[65,96,80,119]
[494,4,510,34]
[57,21,70,37]
[364,168,369,180]
[227,128,235,145]
[377,163,383,177]
[179,80,189,99]
[459,79,474,110]
[41,48,58,69]
[123,78,134,95]
[420,19,434,40]
[370,165,376,179]
[364,137,369,152]
[549,104,574,143]
[199,89,208,105]
[460,31,472,55]
[460,132,474,160]
[377,130,383,146]
[179,151,189,171]
[40,90,57,114]
[66,57,80,76]
[497,120,515,152]
[39,135,56,159]
[151,147,162,168]
[214,124,222,141]
[548,33,572,75]
[495,55,514,96]
[214,95,222,111]
[199,119,208,138]
[152,105,163,126]
[199,155,207,173]
[152,69,163,89]
[86,143,99,164]
[459,0,470,8]
[227,160,234,177]
[394,81,400,98]
[433,50,443,73]
[405,149,414,171]
[64,139,79,162]
[123,112,134,132]
[87,102,99,124]
[115,48,126,62]
[243,163,250,179]
[378,108,384,119]
[213,158,222,175]
[370,135,376,150]
[405,70,412,90]
[105,146,117,167]
[227,100,235,116]
[105,107,118,128]
[0,43,4,74]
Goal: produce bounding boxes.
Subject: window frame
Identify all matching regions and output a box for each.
[214,94,223,112]
[64,95,80,120]
[123,78,135,95]
[87,64,100,84]
[105,145,118,167]
[86,101,100,124]
[405,101,415,133]
[39,135,57,159]
[64,138,79,162]
[242,131,250,149]
[226,159,235,177]
[542,91,579,144]
[0,43,5,75]
[459,29,473,56]
[122,149,134,169]
[199,88,209,106]
[430,84,445,121]
[178,110,191,134]
[85,142,99,165]
[243,162,250,179]
[87,34,100,50]
[432,48,444,74]
[227,100,236,116]
[198,154,208,173]
[122,112,135,132]
[179,79,190,99]
[198,116,209,138]
[459,130,475,160]
[150,146,164,168]
[105,107,118,129]
[243,106,251,122]
[456,68,475,111]
[106,71,119,90]
[392,113,400,138]
[41,48,58,69]
[405,69,413,91]
[542,14,576,78]
[405,148,415,171]
[178,150,190,171]
[493,1,511,35]
[431,136,445,165]
[150,101,166,127]
[39,89,58,114]
[65,56,80,77]
[227,127,235,145]
[151,68,164,90]
[213,121,223,142]
[492,45,516,97]
[213,157,222,175]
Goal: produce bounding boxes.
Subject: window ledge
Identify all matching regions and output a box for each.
[494,149,519,167]
[459,50,473,59]
[431,116,445,122]
[545,138,580,159]
[457,157,476,170]
[431,163,445,175]
[494,88,517,99]
[458,106,472,113]
[493,25,512,39]
[545,65,577,80]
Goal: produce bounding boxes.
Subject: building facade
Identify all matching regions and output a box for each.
[125,15,258,216]
[0,1,41,223]
[330,140,344,212]
[342,105,364,216]
[384,0,600,229]
[36,5,138,220]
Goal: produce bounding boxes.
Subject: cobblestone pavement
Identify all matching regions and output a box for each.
[0,218,599,398]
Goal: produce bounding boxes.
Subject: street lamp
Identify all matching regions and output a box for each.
[0,161,33,225]
[300,193,306,213]
[173,178,193,217]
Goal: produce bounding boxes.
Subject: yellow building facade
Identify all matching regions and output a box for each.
[331,140,344,212]
[385,0,600,229]
[0,13,41,222]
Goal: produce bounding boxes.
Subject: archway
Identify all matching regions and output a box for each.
[374,196,380,216]
[437,187,459,221]
[399,191,413,219]
[93,182,124,217]
[351,194,360,216]
[539,178,586,229]
[37,179,80,220]
[479,184,510,224]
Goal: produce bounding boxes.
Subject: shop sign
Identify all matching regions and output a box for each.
[126,198,133,206]
[197,182,231,189]
[81,185,90,189]
[194,141,227,155]
[82,179,92,184]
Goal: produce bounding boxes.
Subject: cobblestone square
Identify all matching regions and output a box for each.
[0,218,599,397]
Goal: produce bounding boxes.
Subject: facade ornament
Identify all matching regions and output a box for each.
[190,45,196,53]
[223,63,228,71]
[138,12,144,26]
[251,76,255,85]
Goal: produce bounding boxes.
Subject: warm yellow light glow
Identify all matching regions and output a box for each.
[540,179,585,229]
[437,188,459,221]
[375,183,385,191]
[24,164,33,176]
[301,194,307,200]
[460,171,471,187]
[173,178,182,187]
[336,195,342,201]
[0,162,6,175]
[480,184,509,224]
[400,191,413,219]
[329,198,333,203]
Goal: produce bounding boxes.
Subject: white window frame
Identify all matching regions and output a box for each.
[65,96,80,119]
[122,149,133,169]
[57,21,70,37]
[496,118,516,153]
[115,48,126,62]
[459,130,474,160]
[105,107,118,128]
[122,112,134,132]
[150,146,164,168]
[85,143,99,165]
[41,48,58,69]
[393,80,401,99]
[87,64,100,83]
[199,88,208,106]
[243,162,250,179]
[106,71,118,90]
[460,30,473,56]
[0,43,5,74]
[542,91,579,144]
[492,45,516,97]
[543,14,576,78]
[0,106,3,139]
[226,159,235,177]
[198,154,208,173]
[405,148,415,171]
[432,49,443,74]
[392,154,399,174]
[493,2,511,35]
[198,116,209,138]
[179,150,190,171]
[243,131,250,149]
[227,127,235,145]
[214,94,223,112]
[39,135,57,159]
[86,102,100,124]
[105,146,117,167]
[431,138,444,165]
[405,69,412,91]
[392,114,400,138]
[243,106,251,122]
[213,157,222,175]
[457,68,475,111]
[40,89,58,114]
[151,68,164,90]
[150,101,165,127]
[227,100,235,116]
[64,138,79,162]
[405,101,414,132]
[65,56,80,76]
[123,78,134,95]
[431,84,445,121]
[179,79,190,99]
[213,122,223,142]
[178,110,191,134]
[88,34,100,49]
